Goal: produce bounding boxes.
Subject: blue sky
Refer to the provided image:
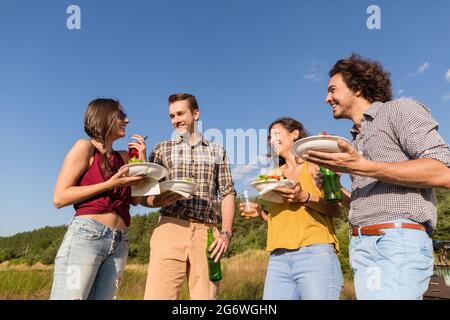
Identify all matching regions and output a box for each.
[1,0,450,236]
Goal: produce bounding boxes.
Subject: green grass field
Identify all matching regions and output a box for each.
[0,250,355,300]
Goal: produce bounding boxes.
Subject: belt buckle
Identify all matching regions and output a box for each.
[350,227,357,239]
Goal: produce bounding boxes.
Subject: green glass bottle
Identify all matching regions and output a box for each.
[320,167,342,203]
[206,228,223,282]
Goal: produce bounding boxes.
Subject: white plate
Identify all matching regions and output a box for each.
[131,181,161,197]
[251,180,284,192]
[159,180,200,198]
[259,180,296,194]
[251,179,296,192]
[253,179,296,203]
[122,162,168,181]
[291,135,351,158]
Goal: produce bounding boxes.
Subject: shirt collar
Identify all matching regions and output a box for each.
[363,101,383,120]
[175,133,209,146]
[350,101,384,139]
[350,125,359,140]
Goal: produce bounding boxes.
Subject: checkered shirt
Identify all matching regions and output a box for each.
[149,134,236,224]
[349,98,450,233]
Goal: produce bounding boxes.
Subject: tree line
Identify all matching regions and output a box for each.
[1,189,449,277]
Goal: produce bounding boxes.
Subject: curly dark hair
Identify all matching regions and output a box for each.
[329,53,393,103]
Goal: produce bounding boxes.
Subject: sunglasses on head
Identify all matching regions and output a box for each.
[118,110,127,120]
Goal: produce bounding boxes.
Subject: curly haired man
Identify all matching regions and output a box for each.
[306,54,450,299]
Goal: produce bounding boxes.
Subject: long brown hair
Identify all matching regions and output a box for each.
[84,98,124,178]
[267,117,309,166]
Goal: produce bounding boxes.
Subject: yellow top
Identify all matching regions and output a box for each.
[265,162,339,253]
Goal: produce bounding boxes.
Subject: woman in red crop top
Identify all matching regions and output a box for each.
[50,98,148,300]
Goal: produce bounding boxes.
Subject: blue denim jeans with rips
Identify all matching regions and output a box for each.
[50,216,128,300]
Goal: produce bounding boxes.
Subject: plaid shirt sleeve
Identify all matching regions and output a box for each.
[149,144,168,182]
[391,99,450,167]
[149,143,163,165]
[215,147,236,200]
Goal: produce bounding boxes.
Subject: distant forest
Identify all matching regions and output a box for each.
[1,189,449,277]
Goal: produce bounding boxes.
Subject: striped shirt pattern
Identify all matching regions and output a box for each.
[149,134,236,224]
[349,98,450,233]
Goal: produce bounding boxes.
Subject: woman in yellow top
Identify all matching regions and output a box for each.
[240,117,343,300]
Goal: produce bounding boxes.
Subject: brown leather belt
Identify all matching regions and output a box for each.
[186,217,205,223]
[172,214,207,224]
[351,222,426,236]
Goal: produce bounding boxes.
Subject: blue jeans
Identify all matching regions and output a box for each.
[50,217,128,300]
[263,244,343,300]
[349,219,434,300]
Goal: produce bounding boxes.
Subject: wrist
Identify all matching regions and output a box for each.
[256,204,263,216]
[355,158,376,176]
[142,196,153,207]
[301,192,311,203]
[221,231,233,240]
[104,179,114,191]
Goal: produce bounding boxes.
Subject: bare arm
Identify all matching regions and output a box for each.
[53,140,147,209]
[260,208,269,222]
[209,193,235,263]
[306,140,450,189]
[339,186,351,209]
[304,192,341,218]
[361,158,450,189]
[138,192,183,208]
[209,148,237,262]
[220,194,235,234]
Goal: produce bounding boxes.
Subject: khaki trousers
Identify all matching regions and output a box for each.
[144,216,220,300]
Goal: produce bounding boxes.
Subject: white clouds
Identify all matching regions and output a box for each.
[442,93,450,102]
[397,89,405,98]
[444,70,450,101]
[417,62,430,74]
[303,68,323,82]
[231,154,272,185]
[231,163,259,181]
[302,61,324,82]
[408,62,430,78]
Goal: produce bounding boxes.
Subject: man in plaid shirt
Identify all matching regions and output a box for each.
[306,54,450,299]
[141,93,236,300]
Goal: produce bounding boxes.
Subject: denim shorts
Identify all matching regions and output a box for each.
[263,244,343,300]
[50,216,128,300]
[349,219,434,300]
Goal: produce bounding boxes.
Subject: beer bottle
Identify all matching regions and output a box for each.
[206,228,223,281]
[320,167,342,203]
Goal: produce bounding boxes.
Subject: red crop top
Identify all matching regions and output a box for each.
[74,145,131,226]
